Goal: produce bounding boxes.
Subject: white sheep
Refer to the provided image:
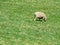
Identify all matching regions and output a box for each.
[34,12,47,21]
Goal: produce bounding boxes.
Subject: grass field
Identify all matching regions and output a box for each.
[0,0,60,45]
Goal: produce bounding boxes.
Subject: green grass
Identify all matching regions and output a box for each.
[0,0,60,45]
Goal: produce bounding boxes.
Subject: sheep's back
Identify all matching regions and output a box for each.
[35,12,46,18]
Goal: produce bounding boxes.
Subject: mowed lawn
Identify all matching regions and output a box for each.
[0,0,60,45]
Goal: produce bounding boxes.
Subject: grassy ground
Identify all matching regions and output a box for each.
[0,0,60,45]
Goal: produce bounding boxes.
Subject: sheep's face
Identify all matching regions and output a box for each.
[34,12,47,21]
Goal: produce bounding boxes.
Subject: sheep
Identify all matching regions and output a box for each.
[34,12,47,22]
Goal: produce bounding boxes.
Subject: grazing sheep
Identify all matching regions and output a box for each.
[34,12,47,21]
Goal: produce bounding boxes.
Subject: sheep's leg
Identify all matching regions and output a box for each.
[34,17,37,21]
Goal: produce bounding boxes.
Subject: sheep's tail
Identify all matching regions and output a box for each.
[34,14,36,21]
[34,14,36,18]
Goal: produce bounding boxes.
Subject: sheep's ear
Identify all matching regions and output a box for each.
[43,18,46,22]
[44,18,46,22]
